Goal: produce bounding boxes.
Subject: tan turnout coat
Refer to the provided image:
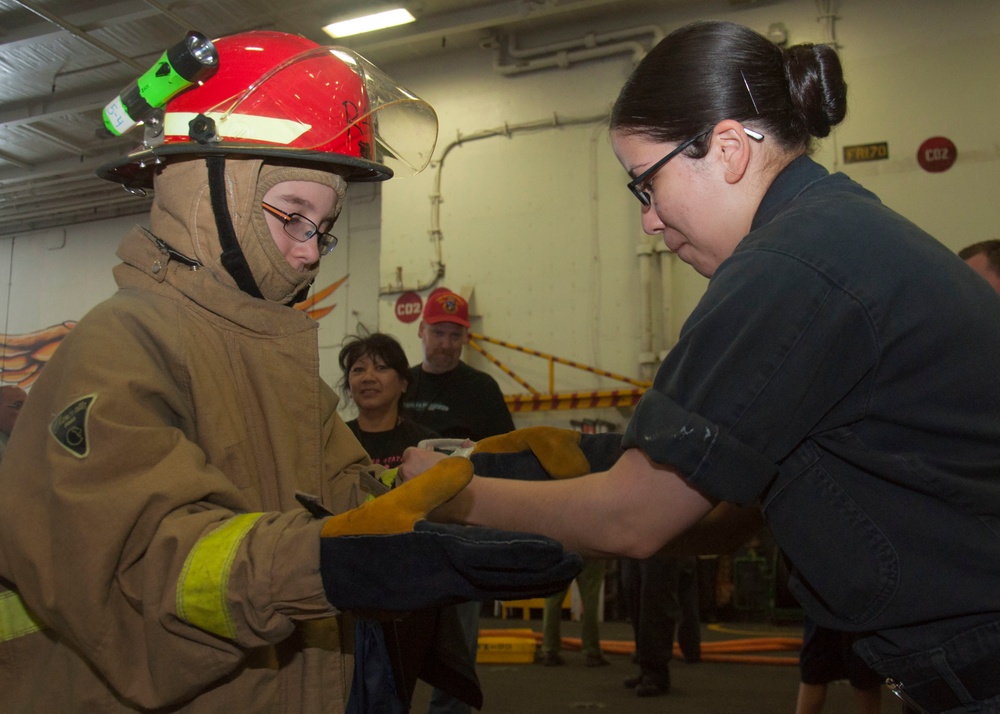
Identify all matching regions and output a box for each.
[0,160,382,712]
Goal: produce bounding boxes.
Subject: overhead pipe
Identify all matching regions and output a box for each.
[495,41,645,75]
[379,112,607,298]
[353,0,635,57]
[501,25,665,60]
[492,24,664,76]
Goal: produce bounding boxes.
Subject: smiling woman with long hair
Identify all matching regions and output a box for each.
[338,332,439,470]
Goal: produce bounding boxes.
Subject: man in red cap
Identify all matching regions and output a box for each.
[405,287,515,714]
[405,288,514,442]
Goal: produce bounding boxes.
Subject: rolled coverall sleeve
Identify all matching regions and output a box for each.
[623,247,880,504]
[0,299,372,708]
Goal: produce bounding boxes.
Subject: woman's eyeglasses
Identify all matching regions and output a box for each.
[261,201,339,255]
[626,127,765,207]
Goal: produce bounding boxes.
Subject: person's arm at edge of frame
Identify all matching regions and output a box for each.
[426,447,717,559]
[655,502,765,557]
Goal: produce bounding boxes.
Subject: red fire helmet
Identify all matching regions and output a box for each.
[98,30,438,188]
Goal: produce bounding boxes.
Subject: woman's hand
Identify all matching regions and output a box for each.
[399,445,449,483]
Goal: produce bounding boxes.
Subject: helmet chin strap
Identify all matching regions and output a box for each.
[207,156,265,299]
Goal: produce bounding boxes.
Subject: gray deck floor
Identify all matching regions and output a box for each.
[410,616,902,714]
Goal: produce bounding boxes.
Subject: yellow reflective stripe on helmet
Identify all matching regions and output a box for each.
[164,112,311,145]
[0,590,46,642]
[177,513,263,640]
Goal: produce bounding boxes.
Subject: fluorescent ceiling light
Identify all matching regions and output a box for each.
[323,8,415,38]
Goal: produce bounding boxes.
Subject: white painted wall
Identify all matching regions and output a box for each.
[0,216,130,335]
[3,0,998,430]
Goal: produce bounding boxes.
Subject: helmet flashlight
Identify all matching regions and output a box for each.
[100,31,219,138]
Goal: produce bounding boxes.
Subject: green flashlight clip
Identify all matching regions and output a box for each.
[101,31,219,138]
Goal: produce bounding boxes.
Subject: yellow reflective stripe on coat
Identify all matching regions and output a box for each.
[364,468,400,504]
[379,468,399,489]
[177,513,263,640]
[0,590,46,642]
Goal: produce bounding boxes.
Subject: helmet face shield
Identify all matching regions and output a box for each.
[97,32,438,186]
[334,50,438,177]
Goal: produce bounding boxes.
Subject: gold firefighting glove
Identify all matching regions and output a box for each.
[318,456,582,612]
[470,425,624,481]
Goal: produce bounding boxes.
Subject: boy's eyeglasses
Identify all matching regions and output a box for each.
[261,201,338,255]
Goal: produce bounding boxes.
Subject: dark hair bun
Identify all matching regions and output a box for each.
[783,43,847,138]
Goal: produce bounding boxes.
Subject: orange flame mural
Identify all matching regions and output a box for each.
[0,321,77,389]
[295,274,349,320]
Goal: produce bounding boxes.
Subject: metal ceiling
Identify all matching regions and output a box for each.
[0,0,726,236]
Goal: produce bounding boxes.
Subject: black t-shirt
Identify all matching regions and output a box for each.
[346,418,439,469]
[403,361,515,441]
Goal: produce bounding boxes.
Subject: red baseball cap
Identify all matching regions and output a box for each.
[422,287,470,327]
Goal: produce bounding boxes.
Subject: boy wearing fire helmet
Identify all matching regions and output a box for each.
[0,31,579,713]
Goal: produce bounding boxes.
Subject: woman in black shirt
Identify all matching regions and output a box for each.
[339,332,439,471]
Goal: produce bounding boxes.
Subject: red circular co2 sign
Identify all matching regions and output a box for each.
[394,291,423,323]
[917,136,957,173]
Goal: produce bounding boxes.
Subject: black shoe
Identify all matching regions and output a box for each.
[623,674,642,689]
[636,681,670,697]
[540,651,564,667]
[585,654,611,667]
[635,674,670,697]
[683,653,701,664]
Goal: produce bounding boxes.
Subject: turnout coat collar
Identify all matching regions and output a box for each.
[115,223,318,338]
